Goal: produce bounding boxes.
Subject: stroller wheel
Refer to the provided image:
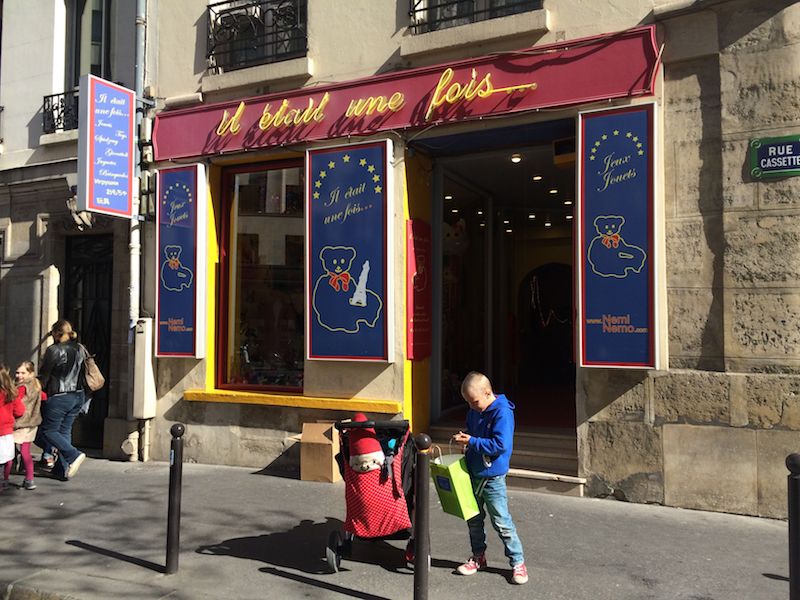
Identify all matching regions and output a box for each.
[342,531,354,557]
[326,530,343,572]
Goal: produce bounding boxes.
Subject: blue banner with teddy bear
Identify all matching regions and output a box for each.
[307,142,391,360]
[156,165,205,357]
[579,105,655,367]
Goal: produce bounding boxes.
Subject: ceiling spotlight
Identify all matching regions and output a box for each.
[451,208,459,213]
[477,210,483,215]
[444,195,453,200]
[532,175,543,181]
[549,188,558,195]
[510,153,522,163]
[479,222,485,227]
[544,218,552,227]
[566,214,573,220]
[503,219,510,224]
[528,213,536,219]
[563,200,573,206]
[505,228,513,233]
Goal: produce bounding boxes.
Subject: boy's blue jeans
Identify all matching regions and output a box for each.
[467,474,524,567]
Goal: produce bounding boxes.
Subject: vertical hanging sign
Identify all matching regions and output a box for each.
[407,219,432,360]
[306,141,393,361]
[578,104,657,368]
[155,165,207,358]
[77,75,135,217]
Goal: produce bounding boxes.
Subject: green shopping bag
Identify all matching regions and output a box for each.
[430,453,480,520]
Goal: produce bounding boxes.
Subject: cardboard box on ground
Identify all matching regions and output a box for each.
[300,421,341,483]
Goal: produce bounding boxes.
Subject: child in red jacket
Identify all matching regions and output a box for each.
[0,364,25,491]
[8,362,46,490]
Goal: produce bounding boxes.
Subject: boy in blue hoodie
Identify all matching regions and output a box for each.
[452,371,527,585]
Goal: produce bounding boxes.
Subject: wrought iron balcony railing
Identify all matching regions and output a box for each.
[43,90,80,134]
[409,0,542,34]
[207,0,307,74]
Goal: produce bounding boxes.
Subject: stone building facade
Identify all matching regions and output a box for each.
[141,0,800,518]
[581,0,800,518]
[0,1,139,454]
[2,0,797,520]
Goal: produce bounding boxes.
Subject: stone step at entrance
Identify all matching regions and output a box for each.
[507,469,585,497]
[428,424,585,497]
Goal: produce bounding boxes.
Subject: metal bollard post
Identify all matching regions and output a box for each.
[414,433,432,600]
[788,454,800,600]
[166,423,185,575]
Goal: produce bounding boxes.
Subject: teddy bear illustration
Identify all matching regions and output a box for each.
[442,218,468,257]
[312,245,383,333]
[160,245,194,291]
[587,215,646,278]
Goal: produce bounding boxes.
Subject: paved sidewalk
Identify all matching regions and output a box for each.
[0,458,789,599]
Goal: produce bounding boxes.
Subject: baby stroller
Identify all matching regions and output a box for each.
[326,415,416,572]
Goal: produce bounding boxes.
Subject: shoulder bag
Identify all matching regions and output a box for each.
[80,343,106,392]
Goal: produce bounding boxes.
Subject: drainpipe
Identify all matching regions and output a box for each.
[129,0,147,459]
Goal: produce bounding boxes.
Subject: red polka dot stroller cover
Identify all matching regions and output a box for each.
[343,429,412,538]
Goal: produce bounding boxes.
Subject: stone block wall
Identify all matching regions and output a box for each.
[579,1,800,518]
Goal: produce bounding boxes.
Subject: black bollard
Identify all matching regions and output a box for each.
[166,423,185,575]
[788,454,800,599]
[414,433,432,600]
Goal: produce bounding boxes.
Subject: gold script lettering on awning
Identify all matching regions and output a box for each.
[424,68,537,121]
[213,67,537,137]
[215,101,246,136]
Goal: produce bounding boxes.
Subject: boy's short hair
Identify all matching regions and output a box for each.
[461,371,492,394]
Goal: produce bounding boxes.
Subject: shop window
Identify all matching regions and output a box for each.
[222,162,305,390]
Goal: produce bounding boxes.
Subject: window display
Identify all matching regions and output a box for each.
[225,164,305,389]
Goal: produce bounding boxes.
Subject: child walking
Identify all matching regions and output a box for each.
[8,362,46,490]
[0,364,25,491]
[452,371,528,585]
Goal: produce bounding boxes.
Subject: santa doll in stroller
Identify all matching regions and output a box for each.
[326,414,416,572]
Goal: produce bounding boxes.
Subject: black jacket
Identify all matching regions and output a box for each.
[39,340,85,396]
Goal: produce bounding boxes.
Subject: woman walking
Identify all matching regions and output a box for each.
[38,320,87,481]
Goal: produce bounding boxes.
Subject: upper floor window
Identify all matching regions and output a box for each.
[409,0,542,34]
[66,0,113,88]
[44,1,115,134]
[207,0,308,74]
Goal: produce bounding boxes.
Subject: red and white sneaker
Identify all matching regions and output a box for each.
[511,562,529,584]
[456,553,486,576]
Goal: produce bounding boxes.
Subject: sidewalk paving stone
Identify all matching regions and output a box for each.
[0,459,789,599]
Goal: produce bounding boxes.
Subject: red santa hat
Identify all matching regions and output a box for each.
[349,413,382,457]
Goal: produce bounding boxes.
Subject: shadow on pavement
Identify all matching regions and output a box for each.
[762,573,789,582]
[251,443,300,479]
[259,566,392,600]
[196,517,410,574]
[66,540,165,573]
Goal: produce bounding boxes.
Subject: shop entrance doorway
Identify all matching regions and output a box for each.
[425,119,577,429]
[65,234,113,449]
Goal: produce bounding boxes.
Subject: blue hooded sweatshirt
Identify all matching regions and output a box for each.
[464,393,515,478]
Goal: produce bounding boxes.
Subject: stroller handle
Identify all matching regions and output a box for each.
[335,419,410,432]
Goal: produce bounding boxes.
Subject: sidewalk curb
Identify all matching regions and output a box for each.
[2,580,78,600]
